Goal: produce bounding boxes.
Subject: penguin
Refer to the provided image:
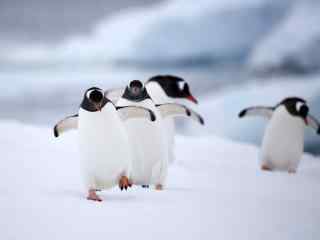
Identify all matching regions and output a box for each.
[116,80,204,190]
[239,97,320,173]
[105,75,199,165]
[145,75,198,165]
[54,87,156,201]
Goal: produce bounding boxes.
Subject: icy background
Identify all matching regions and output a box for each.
[1,0,320,239]
[1,0,319,152]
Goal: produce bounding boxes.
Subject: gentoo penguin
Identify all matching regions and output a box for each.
[54,87,156,201]
[105,75,199,165]
[239,97,320,173]
[116,80,204,190]
[145,75,198,164]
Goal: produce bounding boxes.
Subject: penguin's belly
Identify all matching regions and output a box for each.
[261,109,304,170]
[78,108,131,189]
[118,99,168,185]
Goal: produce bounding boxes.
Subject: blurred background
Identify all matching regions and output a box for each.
[1,0,319,153]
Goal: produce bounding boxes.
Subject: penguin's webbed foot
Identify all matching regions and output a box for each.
[155,184,163,191]
[288,169,297,174]
[119,176,132,191]
[87,189,103,202]
[261,164,272,172]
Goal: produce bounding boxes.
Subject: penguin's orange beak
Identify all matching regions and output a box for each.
[94,103,102,112]
[186,95,198,104]
[304,117,308,125]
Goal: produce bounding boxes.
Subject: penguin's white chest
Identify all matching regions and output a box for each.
[117,98,168,185]
[261,106,305,170]
[78,106,131,189]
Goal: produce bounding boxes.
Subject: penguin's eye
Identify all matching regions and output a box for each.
[295,102,305,112]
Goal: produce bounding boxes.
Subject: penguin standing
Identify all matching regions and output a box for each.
[145,75,198,165]
[105,75,199,165]
[54,87,156,201]
[239,97,320,173]
[116,80,204,190]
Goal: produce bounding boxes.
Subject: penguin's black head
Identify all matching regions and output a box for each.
[81,87,108,112]
[122,80,151,102]
[147,75,198,104]
[129,80,144,96]
[280,97,309,124]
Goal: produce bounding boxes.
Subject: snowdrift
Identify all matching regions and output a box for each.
[0,121,319,240]
[1,0,291,65]
[249,0,320,74]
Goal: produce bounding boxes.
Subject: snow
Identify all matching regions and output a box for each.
[1,0,291,65]
[185,75,320,150]
[249,0,320,73]
[1,120,320,240]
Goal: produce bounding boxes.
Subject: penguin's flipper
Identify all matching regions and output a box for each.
[238,106,274,119]
[156,103,204,125]
[306,114,320,134]
[116,106,156,122]
[105,88,124,104]
[53,114,78,137]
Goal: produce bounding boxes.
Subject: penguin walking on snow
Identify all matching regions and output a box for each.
[116,80,204,190]
[239,97,320,173]
[146,75,198,165]
[105,75,199,165]
[54,87,156,201]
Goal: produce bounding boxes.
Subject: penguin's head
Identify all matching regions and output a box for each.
[122,80,151,102]
[147,75,198,104]
[81,87,107,112]
[280,97,309,124]
[128,80,144,96]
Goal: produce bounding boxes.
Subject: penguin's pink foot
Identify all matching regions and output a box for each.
[119,176,132,191]
[87,189,103,202]
[155,184,163,191]
[288,169,297,174]
[261,164,272,171]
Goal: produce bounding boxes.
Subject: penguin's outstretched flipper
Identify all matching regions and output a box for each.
[156,103,204,125]
[53,114,78,137]
[238,106,274,119]
[306,114,320,134]
[116,106,156,122]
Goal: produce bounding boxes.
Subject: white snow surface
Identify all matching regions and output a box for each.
[2,0,290,64]
[1,121,320,239]
[249,0,320,72]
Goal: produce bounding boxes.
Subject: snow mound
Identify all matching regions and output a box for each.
[185,76,320,150]
[2,0,290,65]
[249,0,320,74]
[1,120,320,240]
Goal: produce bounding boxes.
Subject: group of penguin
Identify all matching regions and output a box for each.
[54,75,203,201]
[54,75,320,202]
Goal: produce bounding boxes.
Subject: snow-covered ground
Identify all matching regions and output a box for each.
[1,121,320,240]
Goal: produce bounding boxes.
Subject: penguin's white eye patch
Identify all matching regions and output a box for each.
[296,102,305,112]
[178,81,185,90]
[86,89,103,99]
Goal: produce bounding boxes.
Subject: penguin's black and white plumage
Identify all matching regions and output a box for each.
[54,87,156,201]
[239,97,320,173]
[146,75,198,164]
[105,75,199,165]
[116,80,204,190]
